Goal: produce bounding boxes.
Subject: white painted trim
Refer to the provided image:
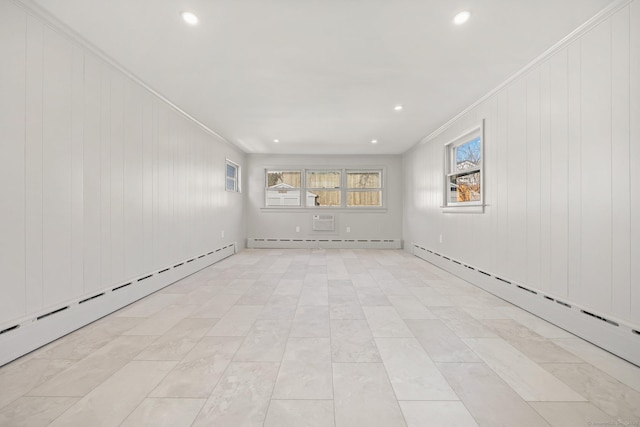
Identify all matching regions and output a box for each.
[0,245,236,367]
[409,0,634,151]
[412,244,640,367]
[10,0,243,153]
[247,238,402,250]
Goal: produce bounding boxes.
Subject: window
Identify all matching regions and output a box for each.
[444,123,483,210]
[266,170,302,206]
[347,170,382,207]
[306,170,341,207]
[226,160,240,192]
[264,168,383,208]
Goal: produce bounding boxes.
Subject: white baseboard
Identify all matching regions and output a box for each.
[412,244,640,367]
[0,244,236,367]
[247,238,402,250]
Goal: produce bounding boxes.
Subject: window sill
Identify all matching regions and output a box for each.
[440,204,487,214]
[260,207,387,213]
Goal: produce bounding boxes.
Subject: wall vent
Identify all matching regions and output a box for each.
[312,214,335,231]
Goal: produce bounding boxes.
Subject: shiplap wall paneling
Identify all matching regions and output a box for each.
[566,40,582,304]
[123,80,144,280]
[495,92,509,277]
[581,19,613,314]
[25,14,44,312]
[71,43,84,299]
[526,69,542,291]
[506,78,528,284]
[539,61,552,295]
[548,49,569,298]
[142,94,154,274]
[83,55,102,294]
[611,6,631,319]
[42,26,73,308]
[99,61,111,290]
[630,1,640,324]
[0,1,26,324]
[110,73,125,285]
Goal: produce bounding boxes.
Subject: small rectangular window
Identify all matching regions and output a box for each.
[226,160,240,192]
[266,170,302,206]
[347,170,382,207]
[444,123,483,210]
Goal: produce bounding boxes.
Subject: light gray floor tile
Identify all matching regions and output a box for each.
[273,338,333,399]
[234,319,291,362]
[0,396,79,427]
[405,319,481,362]
[290,306,330,337]
[529,402,618,427]
[333,363,406,427]
[191,362,280,427]
[399,401,478,427]
[264,399,335,427]
[121,398,206,427]
[331,319,381,363]
[363,306,413,337]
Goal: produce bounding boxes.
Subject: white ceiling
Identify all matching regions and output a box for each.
[32,0,613,155]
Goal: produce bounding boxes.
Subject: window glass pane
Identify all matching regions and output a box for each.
[309,190,341,207]
[347,190,381,206]
[306,171,340,189]
[267,171,300,188]
[448,171,481,202]
[347,171,380,189]
[266,189,301,206]
[226,177,236,191]
[226,163,237,179]
[455,136,481,171]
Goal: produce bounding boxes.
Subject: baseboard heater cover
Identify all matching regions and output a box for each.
[247,238,402,249]
[411,244,640,368]
[0,243,236,367]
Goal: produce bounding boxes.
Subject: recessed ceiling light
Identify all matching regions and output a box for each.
[181,11,199,25]
[371,139,378,144]
[453,11,471,25]
[273,139,280,143]
[394,105,403,111]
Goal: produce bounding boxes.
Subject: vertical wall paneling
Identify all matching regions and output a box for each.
[539,61,552,294]
[123,80,144,279]
[611,6,631,319]
[109,73,125,283]
[42,27,73,307]
[99,64,111,288]
[83,56,102,293]
[70,46,84,297]
[506,79,527,283]
[0,2,26,324]
[630,1,640,324]
[526,70,542,290]
[566,41,582,302]
[548,50,570,298]
[142,94,154,273]
[495,92,509,273]
[25,14,44,312]
[580,21,613,312]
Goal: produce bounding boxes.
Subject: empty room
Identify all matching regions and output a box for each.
[1,0,639,425]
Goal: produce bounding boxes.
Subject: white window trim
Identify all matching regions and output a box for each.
[442,121,485,213]
[264,167,385,210]
[225,159,241,193]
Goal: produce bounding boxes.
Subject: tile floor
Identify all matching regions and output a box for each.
[1,249,639,426]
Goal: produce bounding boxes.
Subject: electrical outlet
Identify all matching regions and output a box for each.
[346,227,351,233]
[296,226,300,233]
[221,230,225,238]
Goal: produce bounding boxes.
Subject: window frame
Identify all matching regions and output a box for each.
[225,159,241,193]
[443,121,484,212]
[263,167,385,210]
[346,169,383,208]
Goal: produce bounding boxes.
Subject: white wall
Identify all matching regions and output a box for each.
[246,154,403,241]
[0,0,244,339]
[403,2,640,329]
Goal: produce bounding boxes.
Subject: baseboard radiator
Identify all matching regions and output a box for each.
[247,238,402,250]
[411,244,640,367]
[0,243,236,367]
